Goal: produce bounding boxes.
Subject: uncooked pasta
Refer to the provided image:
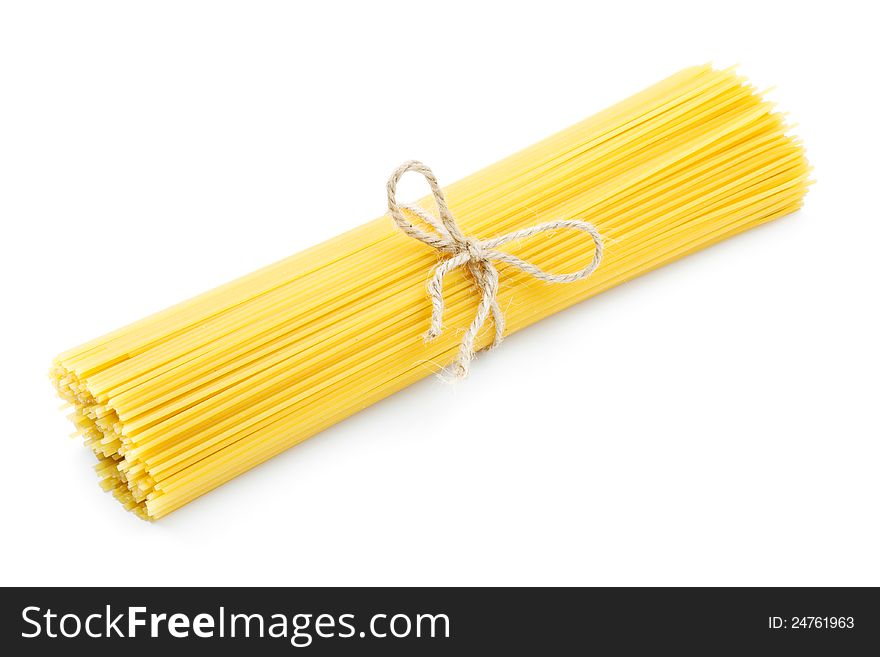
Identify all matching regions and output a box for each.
[51,65,810,519]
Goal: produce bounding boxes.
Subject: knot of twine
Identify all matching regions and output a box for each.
[387,160,603,379]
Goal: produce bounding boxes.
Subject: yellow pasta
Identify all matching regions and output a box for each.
[52,65,810,519]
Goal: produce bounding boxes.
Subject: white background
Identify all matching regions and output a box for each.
[1,1,877,587]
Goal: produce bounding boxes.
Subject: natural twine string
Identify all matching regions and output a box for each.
[387,160,603,379]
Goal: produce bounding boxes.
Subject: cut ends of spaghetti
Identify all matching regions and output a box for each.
[52,364,154,519]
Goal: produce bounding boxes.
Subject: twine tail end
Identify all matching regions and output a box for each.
[438,359,469,383]
[423,328,441,342]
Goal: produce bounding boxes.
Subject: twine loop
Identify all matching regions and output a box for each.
[387,160,603,379]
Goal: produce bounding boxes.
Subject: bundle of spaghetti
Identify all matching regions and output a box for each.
[52,65,809,519]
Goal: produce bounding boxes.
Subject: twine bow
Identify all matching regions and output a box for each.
[387,160,603,379]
